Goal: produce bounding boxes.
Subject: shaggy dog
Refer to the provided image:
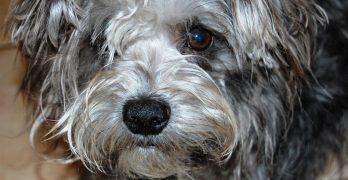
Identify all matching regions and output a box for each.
[6,0,348,179]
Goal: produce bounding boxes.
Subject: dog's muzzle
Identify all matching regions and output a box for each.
[122,97,171,136]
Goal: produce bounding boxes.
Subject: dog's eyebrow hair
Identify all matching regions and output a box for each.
[190,16,229,36]
[87,17,121,59]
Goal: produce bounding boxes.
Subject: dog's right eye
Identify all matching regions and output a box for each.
[188,28,213,51]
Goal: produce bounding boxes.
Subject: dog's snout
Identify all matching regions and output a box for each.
[122,98,171,136]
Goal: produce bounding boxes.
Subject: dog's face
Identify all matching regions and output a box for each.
[8,0,324,178]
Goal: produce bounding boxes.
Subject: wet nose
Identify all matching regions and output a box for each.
[122,98,171,136]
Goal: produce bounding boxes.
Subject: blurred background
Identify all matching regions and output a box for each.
[0,0,31,179]
[0,0,26,137]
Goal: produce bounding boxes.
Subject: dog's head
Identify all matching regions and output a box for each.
[8,0,325,178]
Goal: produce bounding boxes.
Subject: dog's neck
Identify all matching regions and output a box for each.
[0,47,79,180]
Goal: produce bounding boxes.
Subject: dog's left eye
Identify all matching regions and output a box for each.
[188,28,213,51]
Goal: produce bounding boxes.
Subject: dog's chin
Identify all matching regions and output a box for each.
[116,146,190,179]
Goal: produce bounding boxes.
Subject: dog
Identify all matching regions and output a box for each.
[6,0,348,179]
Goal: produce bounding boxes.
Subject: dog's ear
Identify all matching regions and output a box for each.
[275,0,327,71]
[7,0,81,59]
[227,0,326,76]
[6,0,84,158]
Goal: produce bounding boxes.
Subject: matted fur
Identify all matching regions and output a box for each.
[6,0,348,179]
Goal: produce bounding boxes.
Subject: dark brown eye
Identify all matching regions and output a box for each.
[188,28,213,51]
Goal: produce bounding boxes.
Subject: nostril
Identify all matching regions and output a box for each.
[154,117,162,123]
[122,97,171,136]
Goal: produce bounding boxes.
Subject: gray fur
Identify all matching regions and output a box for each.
[6,0,348,179]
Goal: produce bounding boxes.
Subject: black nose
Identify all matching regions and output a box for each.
[122,98,171,136]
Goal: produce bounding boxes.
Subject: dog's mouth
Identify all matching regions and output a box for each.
[137,141,156,148]
[131,136,159,148]
[130,137,213,165]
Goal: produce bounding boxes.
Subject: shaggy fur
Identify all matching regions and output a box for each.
[6,0,348,179]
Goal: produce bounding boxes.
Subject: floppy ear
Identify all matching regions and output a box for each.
[227,0,326,76]
[6,0,83,102]
[6,0,84,159]
[7,0,81,59]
